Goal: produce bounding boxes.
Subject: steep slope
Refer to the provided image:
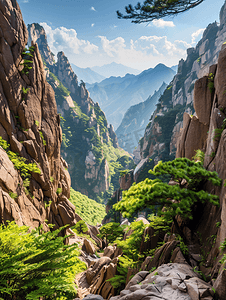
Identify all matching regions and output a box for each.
[87,64,175,129]
[28,23,134,202]
[116,82,167,153]
[71,63,106,84]
[137,0,226,174]
[0,1,78,230]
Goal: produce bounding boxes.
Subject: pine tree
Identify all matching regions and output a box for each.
[117,0,204,23]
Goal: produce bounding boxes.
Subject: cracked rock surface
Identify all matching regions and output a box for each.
[110,263,214,300]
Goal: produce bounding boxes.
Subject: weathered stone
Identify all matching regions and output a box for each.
[213,268,226,299]
[86,256,111,285]
[103,245,116,259]
[82,238,96,255]
[215,44,226,108]
[184,116,208,160]
[194,76,213,125]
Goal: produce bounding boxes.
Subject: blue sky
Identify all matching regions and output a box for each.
[18,0,225,71]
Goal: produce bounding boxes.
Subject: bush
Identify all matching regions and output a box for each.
[97,222,125,246]
[0,221,86,300]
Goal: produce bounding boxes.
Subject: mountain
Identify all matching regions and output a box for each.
[70,63,106,84]
[87,64,176,129]
[28,23,134,202]
[91,62,141,78]
[135,0,226,180]
[116,82,167,153]
[0,4,77,230]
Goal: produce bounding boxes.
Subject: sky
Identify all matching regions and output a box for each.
[18,0,225,71]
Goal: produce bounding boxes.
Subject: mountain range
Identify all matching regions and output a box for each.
[116,82,167,153]
[71,63,106,84]
[91,62,141,78]
[86,64,176,129]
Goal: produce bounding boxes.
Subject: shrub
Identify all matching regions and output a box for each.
[97,222,125,246]
[0,221,86,300]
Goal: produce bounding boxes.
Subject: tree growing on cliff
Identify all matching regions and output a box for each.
[117,0,204,23]
[98,222,125,246]
[114,157,221,239]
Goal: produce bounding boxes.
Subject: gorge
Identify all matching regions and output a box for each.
[1,0,226,300]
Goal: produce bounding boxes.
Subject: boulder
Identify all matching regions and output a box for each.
[213,267,226,299]
[86,256,111,285]
[111,263,213,300]
[82,239,96,255]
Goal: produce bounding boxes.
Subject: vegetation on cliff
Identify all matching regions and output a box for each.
[69,188,106,225]
[115,157,221,226]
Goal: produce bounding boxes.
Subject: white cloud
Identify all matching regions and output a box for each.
[22,0,29,3]
[40,22,98,57]
[40,23,192,70]
[191,28,205,44]
[151,19,175,28]
[91,6,96,11]
[91,23,95,27]
[98,36,126,57]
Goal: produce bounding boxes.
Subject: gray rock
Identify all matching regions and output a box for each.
[83,295,105,300]
[112,263,213,300]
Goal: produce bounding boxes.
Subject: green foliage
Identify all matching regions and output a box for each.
[35,120,39,127]
[0,136,41,182]
[72,220,88,234]
[39,131,47,146]
[216,222,221,228]
[69,188,106,225]
[208,73,214,93]
[107,256,136,290]
[192,149,205,164]
[20,46,35,75]
[8,192,17,200]
[148,214,171,236]
[22,86,29,94]
[0,221,86,300]
[176,234,189,255]
[213,128,223,141]
[116,220,147,261]
[56,188,62,195]
[193,266,206,281]
[98,222,125,246]
[117,0,204,23]
[114,157,221,222]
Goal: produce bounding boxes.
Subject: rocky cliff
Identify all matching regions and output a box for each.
[28,23,134,202]
[137,0,226,174]
[0,0,78,230]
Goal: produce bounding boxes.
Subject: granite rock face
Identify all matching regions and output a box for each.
[0,0,77,229]
[137,0,226,173]
[111,263,214,300]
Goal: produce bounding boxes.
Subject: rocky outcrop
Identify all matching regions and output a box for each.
[111,263,214,300]
[0,0,78,229]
